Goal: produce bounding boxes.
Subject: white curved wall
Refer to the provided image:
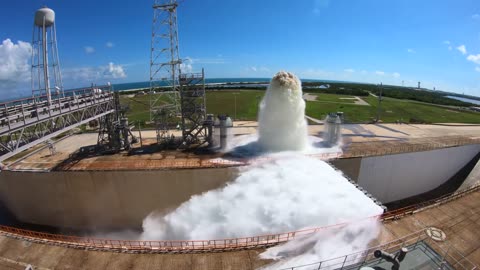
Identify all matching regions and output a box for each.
[458,157,480,192]
[357,144,480,203]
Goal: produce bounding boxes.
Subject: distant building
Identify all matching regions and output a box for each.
[470,106,480,112]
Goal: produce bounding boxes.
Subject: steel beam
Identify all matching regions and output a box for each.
[0,85,115,162]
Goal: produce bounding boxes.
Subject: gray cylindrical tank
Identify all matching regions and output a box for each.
[213,115,233,150]
[34,7,55,27]
[323,113,341,146]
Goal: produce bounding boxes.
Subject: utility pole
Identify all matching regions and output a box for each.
[376,83,383,123]
[233,93,239,120]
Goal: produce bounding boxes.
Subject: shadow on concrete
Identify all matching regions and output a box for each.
[342,124,376,137]
[342,134,407,140]
[375,124,410,136]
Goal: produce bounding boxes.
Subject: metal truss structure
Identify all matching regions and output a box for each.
[149,0,182,144]
[0,86,114,162]
[97,93,137,153]
[179,69,210,146]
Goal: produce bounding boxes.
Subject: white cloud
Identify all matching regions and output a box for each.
[103,62,126,79]
[192,58,226,64]
[84,46,95,54]
[467,54,480,64]
[0,39,32,91]
[179,56,226,73]
[106,42,114,48]
[360,70,368,74]
[475,67,480,72]
[456,45,467,55]
[344,68,355,73]
[473,14,480,20]
[375,71,385,76]
[443,41,452,50]
[63,62,127,82]
[407,48,415,53]
[63,67,99,81]
[180,57,193,73]
[393,72,401,78]
[298,68,334,79]
[244,66,270,74]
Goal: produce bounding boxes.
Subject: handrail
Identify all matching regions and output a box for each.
[0,183,477,254]
[342,137,480,158]
[0,215,380,253]
[381,183,480,221]
[278,226,478,270]
[0,85,112,108]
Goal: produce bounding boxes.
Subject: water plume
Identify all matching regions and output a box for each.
[258,71,308,152]
[141,71,383,269]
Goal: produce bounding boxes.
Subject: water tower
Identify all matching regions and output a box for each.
[31,7,64,104]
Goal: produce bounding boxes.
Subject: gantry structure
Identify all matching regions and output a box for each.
[149,0,210,148]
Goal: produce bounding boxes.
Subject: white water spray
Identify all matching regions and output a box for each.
[258,71,308,151]
[141,71,383,269]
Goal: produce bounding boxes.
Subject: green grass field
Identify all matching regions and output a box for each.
[120,90,480,125]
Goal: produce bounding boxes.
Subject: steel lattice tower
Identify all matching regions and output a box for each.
[31,7,64,105]
[149,0,182,144]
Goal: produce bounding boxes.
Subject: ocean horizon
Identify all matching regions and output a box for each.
[112,78,355,91]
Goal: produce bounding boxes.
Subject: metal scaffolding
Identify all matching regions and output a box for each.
[97,93,137,153]
[179,69,210,146]
[149,0,182,144]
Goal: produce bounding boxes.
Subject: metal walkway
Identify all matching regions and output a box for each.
[0,85,115,162]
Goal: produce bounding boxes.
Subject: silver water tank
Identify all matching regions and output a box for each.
[323,113,341,146]
[213,115,233,150]
[34,7,55,27]
[220,116,233,150]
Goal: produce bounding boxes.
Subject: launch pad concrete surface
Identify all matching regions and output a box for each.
[5,122,480,171]
[0,188,477,269]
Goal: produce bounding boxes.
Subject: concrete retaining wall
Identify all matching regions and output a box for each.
[0,168,237,230]
[356,144,480,203]
[457,157,480,192]
[0,144,478,230]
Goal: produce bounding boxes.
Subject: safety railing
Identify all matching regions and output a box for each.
[0,215,380,253]
[278,228,478,270]
[61,136,479,171]
[381,183,480,221]
[342,137,480,158]
[0,85,113,133]
[55,151,342,171]
[0,183,478,254]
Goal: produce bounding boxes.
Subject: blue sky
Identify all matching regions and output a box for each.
[0,0,480,98]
